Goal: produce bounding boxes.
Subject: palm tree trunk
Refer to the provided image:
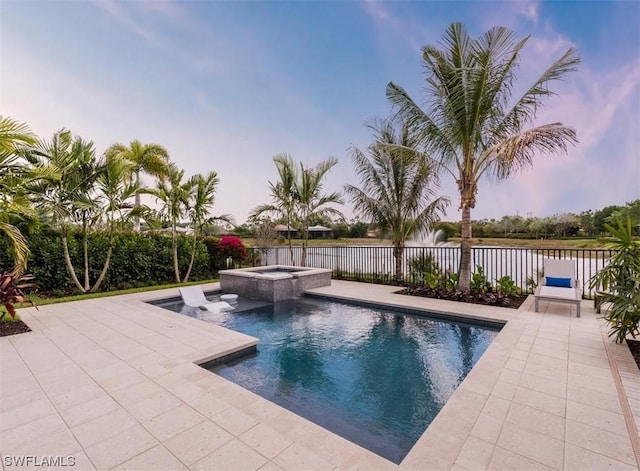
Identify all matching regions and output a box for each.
[393,245,404,283]
[287,215,294,266]
[62,228,85,292]
[301,226,308,267]
[183,234,197,283]
[172,224,180,282]
[82,217,90,291]
[91,245,113,293]
[134,172,141,232]
[91,224,115,293]
[459,204,472,292]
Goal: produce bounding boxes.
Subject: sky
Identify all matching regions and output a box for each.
[2,0,639,225]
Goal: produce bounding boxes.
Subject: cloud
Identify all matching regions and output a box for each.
[3,1,637,226]
[90,0,159,45]
[484,57,640,219]
[359,0,428,53]
[513,0,540,24]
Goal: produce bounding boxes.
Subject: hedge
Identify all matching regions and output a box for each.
[0,229,230,295]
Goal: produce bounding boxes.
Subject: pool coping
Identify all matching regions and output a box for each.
[1,280,638,470]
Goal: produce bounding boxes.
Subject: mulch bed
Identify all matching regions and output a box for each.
[397,286,528,309]
[626,339,640,371]
[0,319,32,337]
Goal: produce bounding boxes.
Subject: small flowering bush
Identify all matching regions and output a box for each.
[217,236,247,267]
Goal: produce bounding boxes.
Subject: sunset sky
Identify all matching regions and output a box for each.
[2,0,639,224]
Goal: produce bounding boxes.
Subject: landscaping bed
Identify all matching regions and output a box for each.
[0,319,31,337]
[397,286,528,309]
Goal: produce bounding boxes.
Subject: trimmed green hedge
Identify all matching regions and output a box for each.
[0,229,227,294]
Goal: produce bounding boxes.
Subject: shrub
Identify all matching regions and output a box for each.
[471,266,491,292]
[0,271,37,320]
[409,252,440,276]
[217,236,247,267]
[441,270,458,290]
[409,252,441,287]
[0,229,212,294]
[496,276,518,297]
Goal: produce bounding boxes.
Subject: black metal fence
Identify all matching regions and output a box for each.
[248,245,615,298]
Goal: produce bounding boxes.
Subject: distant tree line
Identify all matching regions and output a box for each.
[432,200,640,239]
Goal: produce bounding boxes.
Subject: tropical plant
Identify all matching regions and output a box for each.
[0,270,37,321]
[496,276,518,297]
[409,252,440,276]
[471,266,491,292]
[387,22,580,291]
[251,154,298,265]
[345,119,449,282]
[293,157,344,266]
[105,140,170,231]
[183,172,230,282]
[409,252,440,287]
[441,270,459,290]
[90,152,141,292]
[148,163,192,282]
[24,130,106,292]
[0,116,38,272]
[589,217,640,343]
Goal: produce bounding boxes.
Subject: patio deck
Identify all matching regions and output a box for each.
[1,280,638,470]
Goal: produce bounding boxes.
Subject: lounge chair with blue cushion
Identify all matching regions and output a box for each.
[534,258,582,317]
[179,286,234,312]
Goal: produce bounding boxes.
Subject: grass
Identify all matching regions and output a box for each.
[18,278,219,308]
[455,237,608,249]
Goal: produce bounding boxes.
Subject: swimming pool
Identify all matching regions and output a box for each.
[154,295,500,463]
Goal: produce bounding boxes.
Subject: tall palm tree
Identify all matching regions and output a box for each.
[149,163,192,282]
[91,152,140,292]
[106,140,169,232]
[294,157,344,266]
[183,171,231,282]
[24,130,104,292]
[345,119,449,282]
[386,23,579,291]
[250,154,298,265]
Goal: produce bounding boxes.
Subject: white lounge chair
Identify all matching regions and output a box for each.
[534,258,582,317]
[179,286,234,312]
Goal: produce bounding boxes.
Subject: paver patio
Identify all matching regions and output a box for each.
[1,280,638,470]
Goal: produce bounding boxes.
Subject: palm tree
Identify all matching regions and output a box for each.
[386,23,579,291]
[183,171,230,282]
[345,119,449,282]
[294,157,344,266]
[149,163,192,282]
[0,116,38,272]
[24,130,104,292]
[250,154,298,265]
[72,138,106,290]
[91,152,140,292]
[105,140,169,232]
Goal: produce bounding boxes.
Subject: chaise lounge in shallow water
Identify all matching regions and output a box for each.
[178,286,234,312]
[534,258,582,317]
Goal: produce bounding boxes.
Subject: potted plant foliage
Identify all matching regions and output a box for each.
[589,217,640,343]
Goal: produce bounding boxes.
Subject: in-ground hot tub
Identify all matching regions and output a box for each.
[219,265,331,302]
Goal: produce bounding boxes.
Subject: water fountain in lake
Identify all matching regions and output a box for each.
[407,229,459,247]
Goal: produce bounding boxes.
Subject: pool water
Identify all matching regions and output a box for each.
[158,296,499,463]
